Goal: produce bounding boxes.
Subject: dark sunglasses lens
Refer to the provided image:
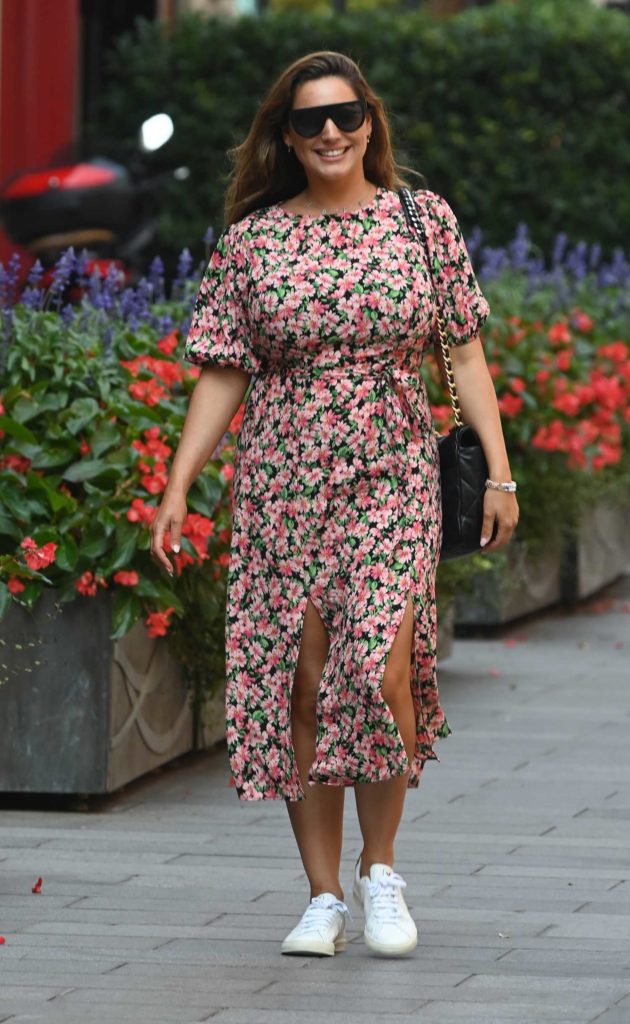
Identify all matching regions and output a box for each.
[289,100,365,138]
[334,102,365,132]
[290,109,325,138]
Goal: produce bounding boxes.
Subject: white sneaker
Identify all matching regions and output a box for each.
[281,892,350,956]
[353,859,418,956]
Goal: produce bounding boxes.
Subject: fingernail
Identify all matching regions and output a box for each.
[172,544,180,553]
[480,538,488,547]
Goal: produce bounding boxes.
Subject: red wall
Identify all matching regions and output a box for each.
[0,0,80,266]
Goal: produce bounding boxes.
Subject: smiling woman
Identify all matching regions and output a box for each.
[150,50,518,959]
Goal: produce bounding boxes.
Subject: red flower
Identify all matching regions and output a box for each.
[8,577,25,594]
[555,348,573,372]
[0,454,31,473]
[127,498,156,525]
[221,463,234,482]
[20,538,57,570]
[598,341,628,363]
[32,877,43,894]
[145,607,175,638]
[498,394,524,417]
[510,376,526,393]
[571,310,594,333]
[128,379,168,407]
[180,513,215,563]
[75,571,107,597]
[228,407,244,434]
[535,369,551,385]
[217,552,230,567]
[141,470,168,495]
[486,362,502,381]
[548,322,571,345]
[552,392,581,416]
[79,437,90,456]
[157,330,179,355]
[113,570,139,587]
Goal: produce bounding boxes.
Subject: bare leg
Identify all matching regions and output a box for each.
[354,593,416,874]
[286,597,346,900]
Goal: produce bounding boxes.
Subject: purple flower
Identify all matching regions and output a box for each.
[552,232,568,268]
[61,303,76,327]
[0,253,21,309]
[47,248,76,304]
[148,256,165,302]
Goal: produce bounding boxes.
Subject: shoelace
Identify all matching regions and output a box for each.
[303,895,351,928]
[368,872,407,923]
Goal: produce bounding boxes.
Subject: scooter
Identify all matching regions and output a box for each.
[0,114,189,292]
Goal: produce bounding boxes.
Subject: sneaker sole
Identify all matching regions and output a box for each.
[364,931,417,957]
[281,935,347,957]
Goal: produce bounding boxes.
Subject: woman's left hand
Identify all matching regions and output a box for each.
[480,489,519,552]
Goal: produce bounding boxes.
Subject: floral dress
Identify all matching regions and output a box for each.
[184,186,490,801]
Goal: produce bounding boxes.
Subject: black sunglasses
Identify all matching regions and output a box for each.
[288,99,367,139]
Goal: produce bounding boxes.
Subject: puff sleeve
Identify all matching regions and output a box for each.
[415,189,490,347]
[184,222,262,374]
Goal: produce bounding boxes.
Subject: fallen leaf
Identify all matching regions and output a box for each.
[489,668,502,677]
[32,877,43,894]
[614,641,624,650]
[498,931,510,938]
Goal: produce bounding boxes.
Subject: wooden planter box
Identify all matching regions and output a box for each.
[561,497,630,601]
[454,495,630,627]
[436,598,455,662]
[0,590,195,794]
[454,537,563,627]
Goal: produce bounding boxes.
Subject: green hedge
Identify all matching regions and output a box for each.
[92,0,630,261]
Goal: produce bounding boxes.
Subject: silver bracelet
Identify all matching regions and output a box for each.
[485,479,517,493]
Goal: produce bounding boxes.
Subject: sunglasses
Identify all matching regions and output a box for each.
[288,99,367,139]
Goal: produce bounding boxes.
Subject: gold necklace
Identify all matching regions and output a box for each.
[302,186,378,215]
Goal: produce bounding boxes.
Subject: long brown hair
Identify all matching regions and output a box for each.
[223,51,422,225]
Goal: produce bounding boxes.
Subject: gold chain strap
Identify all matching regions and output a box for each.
[400,188,464,428]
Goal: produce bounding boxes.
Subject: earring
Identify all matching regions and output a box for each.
[367,134,371,143]
[286,143,292,152]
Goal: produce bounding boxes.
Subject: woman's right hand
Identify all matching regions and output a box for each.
[150,491,188,577]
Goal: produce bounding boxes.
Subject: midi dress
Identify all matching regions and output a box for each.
[184,186,490,801]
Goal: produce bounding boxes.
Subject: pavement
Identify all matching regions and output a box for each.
[0,574,629,1024]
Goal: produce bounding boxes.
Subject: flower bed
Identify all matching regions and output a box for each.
[0,249,233,710]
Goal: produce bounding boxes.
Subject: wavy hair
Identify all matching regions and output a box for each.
[223,51,422,225]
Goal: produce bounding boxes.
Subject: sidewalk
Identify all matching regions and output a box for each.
[1,574,629,1024]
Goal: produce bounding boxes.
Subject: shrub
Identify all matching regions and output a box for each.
[91,1,630,262]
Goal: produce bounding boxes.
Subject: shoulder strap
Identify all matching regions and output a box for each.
[398,187,463,427]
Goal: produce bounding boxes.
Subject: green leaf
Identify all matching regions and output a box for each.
[63,459,122,483]
[30,447,75,469]
[0,581,11,619]
[80,528,110,560]
[64,397,101,436]
[26,472,76,514]
[56,534,79,571]
[0,416,38,444]
[0,513,21,540]
[100,519,138,574]
[89,421,122,457]
[96,507,119,534]
[110,590,143,639]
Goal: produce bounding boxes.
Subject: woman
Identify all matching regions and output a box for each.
[151,51,518,959]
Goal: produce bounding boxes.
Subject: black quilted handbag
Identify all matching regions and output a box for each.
[399,187,489,561]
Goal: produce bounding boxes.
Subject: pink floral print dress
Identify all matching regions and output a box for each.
[184,186,490,801]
